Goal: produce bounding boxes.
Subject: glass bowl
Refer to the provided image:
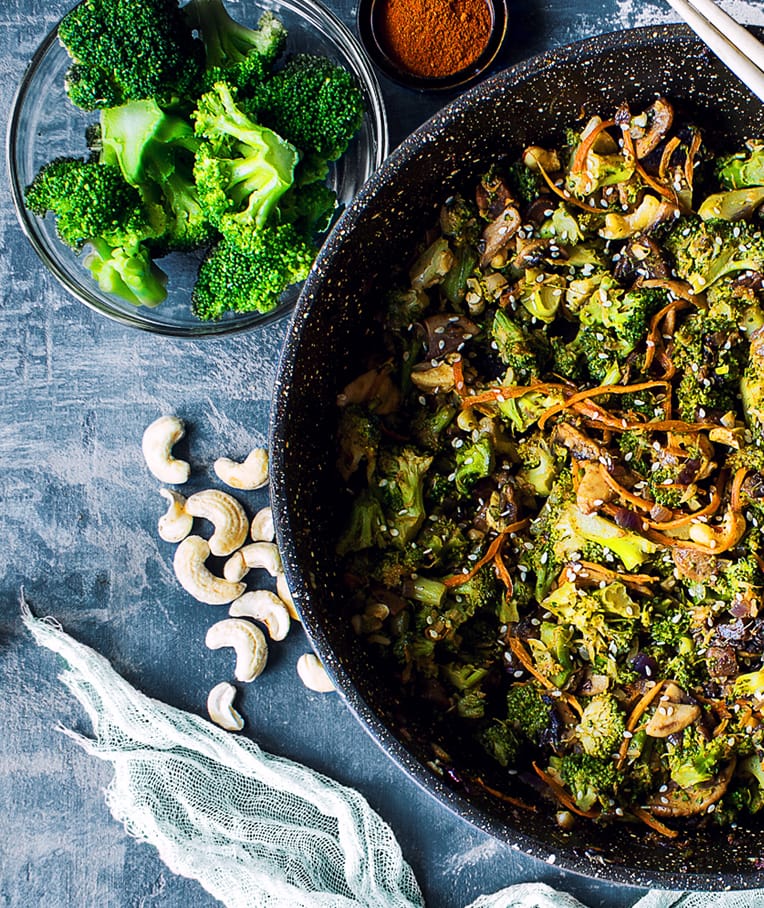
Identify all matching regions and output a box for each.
[6,0,389,338]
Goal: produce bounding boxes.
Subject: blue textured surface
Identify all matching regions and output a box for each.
[4,0,760,905]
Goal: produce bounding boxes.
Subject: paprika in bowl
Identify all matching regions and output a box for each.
[357,0,508,91]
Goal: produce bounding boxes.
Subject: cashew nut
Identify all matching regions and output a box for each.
[223,542,282,582]
[142,416,190,484]
[250,506,275,542]
[157,489,193,543]
[296,653,334,693]
[206,618,268,682]
[173,536,246,604]
[207,681,244,732]
[229,590,290,641]
[213,447,269,490]
[184,489,249,557]
[276,571,299,622]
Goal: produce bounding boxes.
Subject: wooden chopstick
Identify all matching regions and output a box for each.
[666,0,764,102]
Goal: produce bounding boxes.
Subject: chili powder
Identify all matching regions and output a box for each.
[376,0,493,80]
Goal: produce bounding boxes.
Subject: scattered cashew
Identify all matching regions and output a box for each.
[276,571,299,622]
[173,536,246,604]
[184,489,249,557]
[157,489,193,543]
[250,506,275,542]
[296,653,334,693]
[224,542,282,582]
[213,447,269,490]
[229,590,290,641]
[207,681,244,732]
[206,618,268,682]
[142,416,190,484]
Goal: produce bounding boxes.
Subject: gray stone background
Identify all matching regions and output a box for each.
[3,0,764,905]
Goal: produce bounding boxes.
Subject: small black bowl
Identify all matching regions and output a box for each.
[271,24,764,891]
[357,0,509,91]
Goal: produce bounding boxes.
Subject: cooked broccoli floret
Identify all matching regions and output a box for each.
[449,564,501,614]
[479,718,520,767]
[192,225,313,318]
[375,446,434,544]
[517,433,559,497]
[336,487,387,556]
[666,724,736,789]
[672,313,748,420]
[414,516,469,573]
[734,668,764,700]
[58,0,202,110]
[368,547,419,589]
[716,141,764,189]
[410,402,458,452]
[550,753,619,813]
[193,82,299,231]
[505,160,545,207]
[336,404,380,481]
[247,53,364,170]
[664,217,764,293]
[99,99,213,252]
[526,621,575,689]
[506,682,556,743]
[491,310,540,383]
[742,327,764,443]
[186,1,286,93]
[25,157,167,307]
[575,693,626,759]
[453,435,494,495]
[384,288,431,334]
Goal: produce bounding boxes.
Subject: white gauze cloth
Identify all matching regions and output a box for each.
[22,604,424,908]
[22,603,764,908]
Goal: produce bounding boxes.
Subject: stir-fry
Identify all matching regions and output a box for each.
[334,97,764,837]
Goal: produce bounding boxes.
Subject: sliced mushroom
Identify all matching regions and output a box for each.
[337,365,401,416]
[629,98,674,159]
[645,701,701,738]
[480,205,521,268]
[688,507,747,553]
[551,423,603,462]
[576,462,616,515]
[647,760,736,818]
[410,361,456,393]
[420,314,479,360]
[476,172,515,219]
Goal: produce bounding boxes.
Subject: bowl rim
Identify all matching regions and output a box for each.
[272,21,764,891]
[6,0,389,338]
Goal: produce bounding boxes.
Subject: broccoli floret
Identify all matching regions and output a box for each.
[247,53,364,167]
[505,160,545,207]
[479,719,520,767]
[58,0,203,110]
[187,2,286,93]
[336,404,380,482]
[192,225,313,318]
[25,157,167,307]
[447,566,501,619]
[375,446,433,544]
[742,328,764,444]
[575,693,626,759]
[439,193,481,244]
[384,288,431,334]
[368,547,419,589]
[276,182,338,239]
[672,313,748,420]
[414,516,469,573]
[734,668,764,700]
[666,724,736,789]
[505,682,555,743]
[526,621,575,688]
[491,310,540,383]
[664,217,764,293]
[193,82,298,231]
[99,100,213,252]
[716,141,764,189]
[410,402,458,452]
[550,753,619,813]
[517,433,559,497]
[336,487,387,556]
[453,435,494,496]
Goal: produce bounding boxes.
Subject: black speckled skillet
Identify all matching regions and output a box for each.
[271,24,764,890]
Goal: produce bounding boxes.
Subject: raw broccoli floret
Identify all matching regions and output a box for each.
[58,0,203,110]
[716,141,764,189]
[193,82,299,231]
[99,100,213,252]
[276,182,338,239]
[664,217,764,293]
[550,753,619,813]
[192,224,313,318]
[186,1,286,93]
[248,53,364,169]
[25,157,167,307]
[575,693,626,759]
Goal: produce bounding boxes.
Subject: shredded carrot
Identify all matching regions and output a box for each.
[535,161,606,214]
[616,680,666,768]
[575,561,657,589]
[730,466,750,512]
[494,548,514,595]
[532,762,600,818]
[472,776,536,811]
[642,296,693,371]
[599,469,655,514]
[632,805,679,839]
[508,637,557,690]
[571,118,617,175]
[538,380,671,430]
[646,484,722,530]
[459,381,566,411]
[684,129,703,189]
[443,520,529,588]
[620,123,678,205]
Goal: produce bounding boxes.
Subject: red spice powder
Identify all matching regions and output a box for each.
[376,0,493,80]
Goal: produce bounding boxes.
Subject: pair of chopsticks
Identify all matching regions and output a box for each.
[666,0,764,102]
